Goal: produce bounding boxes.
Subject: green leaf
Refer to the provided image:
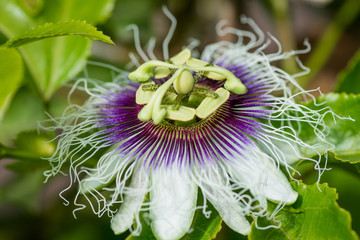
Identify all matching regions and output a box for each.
[301,93,360,163]
[0,0,34,38]
[249,182,358,240]
[126,211,156,240]
[180,204,222,240]
[0,47,23,121]
[0,170,44,212]
[356,163,360,173]
[0,0,115,100]
[0,87,45,144]
[336,50,360,94]
[3,20,113,48]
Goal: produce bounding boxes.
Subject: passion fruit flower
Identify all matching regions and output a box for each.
[44,10,338,240]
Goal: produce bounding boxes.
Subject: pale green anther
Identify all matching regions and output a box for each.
[136,81,155,104]
[163,105,196,122]
[186,58,225,80]
[196,88,230,119]
[128,60,176,83]
[154,67,171,79]
[128,63,154,82]
[186,58,208,68]
[173,70,195,95]
[169,48,191,64]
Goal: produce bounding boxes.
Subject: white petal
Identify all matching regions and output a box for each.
[200,168,251,235]
[260,163,298,203]
[111,166,149,235]
[228,150,298,204]
[150,168,197,240]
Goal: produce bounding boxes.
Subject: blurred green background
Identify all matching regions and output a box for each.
[0,0,359,239]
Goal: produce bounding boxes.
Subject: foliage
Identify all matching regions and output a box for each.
[337,50,360,94]
[0,47,23,120]
[2,20,113,48]
[0,0,115,101]
[301,93,360,163]
[249,182,358,240]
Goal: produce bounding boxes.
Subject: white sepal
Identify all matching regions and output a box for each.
[200,168,251,235]
[150,168,198,240]
[111,166,149,235]
[228,151,298,205]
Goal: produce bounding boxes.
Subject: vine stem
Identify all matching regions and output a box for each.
[299,0,360,89]
[0,143,43,161]
[270,0,299,75]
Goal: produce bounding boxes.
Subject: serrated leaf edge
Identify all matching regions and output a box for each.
[2,20,114,48]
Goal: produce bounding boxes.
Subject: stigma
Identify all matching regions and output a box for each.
[128,49,247,125]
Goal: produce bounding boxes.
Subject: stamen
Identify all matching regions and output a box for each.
[154,67,171,79]
[136,81,156,104]
[196,88,230,119]
[163,105,196,121]
[130,49,247,124]
[169,48,191,64]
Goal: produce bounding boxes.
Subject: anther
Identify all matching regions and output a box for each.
[154,67,171,79]
[136,81,156,104]
[163,105,196,122]
[169,48,191,65]
[196,88,230,119]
